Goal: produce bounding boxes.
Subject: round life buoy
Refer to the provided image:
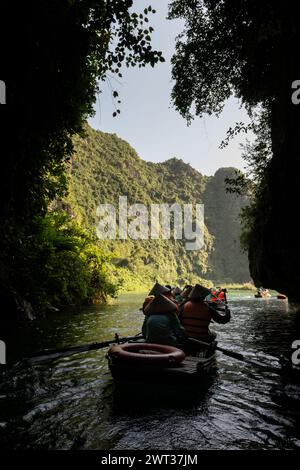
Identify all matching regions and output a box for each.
[108,342,185,367]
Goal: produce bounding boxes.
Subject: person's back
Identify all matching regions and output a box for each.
[180,298,212,340]
[143,294,186,347]
[144,313,180,346]
[180,284,230,342]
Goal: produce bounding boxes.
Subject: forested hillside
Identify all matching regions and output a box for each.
[64,124,250,289]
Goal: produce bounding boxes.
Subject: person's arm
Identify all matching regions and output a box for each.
[207,302,231,324]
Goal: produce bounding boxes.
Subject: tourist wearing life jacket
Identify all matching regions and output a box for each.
[142,294,187,347]
[207,287,219,302]
[179,285,193,304]
[218,290,226,302]
[206,287,226,302]
[179,284,231,342]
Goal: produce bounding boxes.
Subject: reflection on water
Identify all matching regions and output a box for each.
[1,292,300,450]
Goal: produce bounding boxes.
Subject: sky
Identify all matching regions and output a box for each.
[88,0,253,177]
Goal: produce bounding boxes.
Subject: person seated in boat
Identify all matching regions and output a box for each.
[142,294,187,347]
[163,285,177,302]
[144,282,178,312]
[142,295,155,313]
[179,285,193,303]
[206,287,224,302]
[216,287,226,302]
[255,287,262,297]
[172,286,183,303]
[148,282,173,299]
[256,287,270,298]
[179,284,231,343]
[206,287,216,302]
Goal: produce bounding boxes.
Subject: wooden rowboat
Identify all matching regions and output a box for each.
[106,340,217,387]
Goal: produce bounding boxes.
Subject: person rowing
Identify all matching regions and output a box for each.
[179,284,231,344]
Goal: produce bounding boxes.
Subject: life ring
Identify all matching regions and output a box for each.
[108,342,185,367]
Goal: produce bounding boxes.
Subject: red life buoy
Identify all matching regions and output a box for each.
[108,342,185,367]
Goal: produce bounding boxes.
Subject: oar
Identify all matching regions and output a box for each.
[21,333,142,365]
[187,337,298,376]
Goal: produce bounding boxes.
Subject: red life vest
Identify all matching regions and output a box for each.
[180,300,212,338]
[210,290,218,302]
[218,291,225,301]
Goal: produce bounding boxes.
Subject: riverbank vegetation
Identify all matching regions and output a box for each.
[65,124,250,291]
[0,1,163,320]
[168,0,300,301]
[0,1,258,322]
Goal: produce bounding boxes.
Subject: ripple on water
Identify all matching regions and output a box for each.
[1,292,300,450]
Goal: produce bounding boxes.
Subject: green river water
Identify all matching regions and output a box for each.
[1,290,300,450]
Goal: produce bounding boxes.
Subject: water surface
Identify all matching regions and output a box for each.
[1,291,300,450]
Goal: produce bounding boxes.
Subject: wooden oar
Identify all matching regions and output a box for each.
[187,337,298,376]
[21,333,142,365]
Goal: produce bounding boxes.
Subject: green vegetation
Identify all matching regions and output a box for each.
[1,1,163,319]
[222,283,256,291]
[168,0,300,300]
[1,210,118,317]
[65,125,213,291]
[62,124,250,292]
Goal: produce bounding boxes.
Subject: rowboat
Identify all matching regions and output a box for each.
[106,339,217,388]
[277,294,287,300]
[255,291,271,298]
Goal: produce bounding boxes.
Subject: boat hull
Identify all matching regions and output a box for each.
[107,343,217,387]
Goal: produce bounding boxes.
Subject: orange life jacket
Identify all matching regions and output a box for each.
[180,300,212,338]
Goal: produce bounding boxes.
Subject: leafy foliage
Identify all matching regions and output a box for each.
[168,0,293,119]
[0,1,162,317]
[65,124,250,289]
[168,0,300,297]
[2,210,118,316]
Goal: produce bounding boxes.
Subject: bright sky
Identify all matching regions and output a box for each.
[88,0,253,177]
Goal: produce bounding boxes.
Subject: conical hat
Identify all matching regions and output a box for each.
[145,293,177,315]
[148,282,170,296]
[189,284,211,301]
[173,286,182,295]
